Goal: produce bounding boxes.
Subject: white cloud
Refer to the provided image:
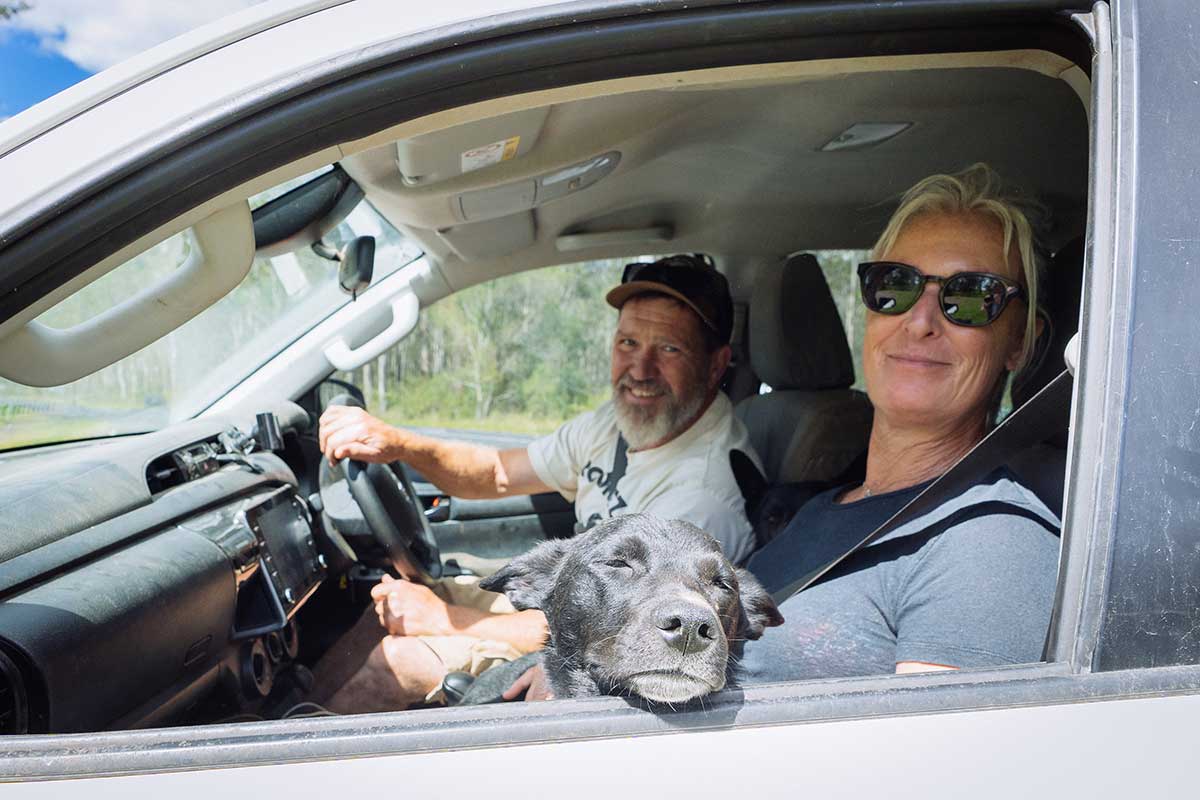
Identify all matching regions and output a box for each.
[11,0,270,72]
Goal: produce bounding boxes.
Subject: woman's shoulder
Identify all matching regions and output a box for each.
[905,471,1063,589]
[955,466,1060,529]
[873,466,1060,550]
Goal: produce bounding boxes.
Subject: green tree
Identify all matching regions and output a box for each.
[382,259,621,431]
[816,250,870,387]
[0,3,31,21]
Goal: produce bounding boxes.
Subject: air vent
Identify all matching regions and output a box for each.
[146,453,187,494]
[146,438,224,494]
[0,649,28,735]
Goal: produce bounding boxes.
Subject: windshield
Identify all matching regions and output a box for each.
[0,190,421,451]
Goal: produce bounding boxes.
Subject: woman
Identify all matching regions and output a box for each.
[742,163,1061,680]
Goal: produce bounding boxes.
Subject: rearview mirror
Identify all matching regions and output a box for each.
[338,236,375,298]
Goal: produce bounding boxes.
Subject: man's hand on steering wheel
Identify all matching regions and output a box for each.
[318,405,402,465]
[316,398,443,583]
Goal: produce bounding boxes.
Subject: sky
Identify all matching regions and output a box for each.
[0,0,269,122]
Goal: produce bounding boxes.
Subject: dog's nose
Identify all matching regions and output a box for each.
[655,607,718,655]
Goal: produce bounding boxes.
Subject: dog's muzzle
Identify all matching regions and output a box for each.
[654,605,718,655]
[623,670,723,703]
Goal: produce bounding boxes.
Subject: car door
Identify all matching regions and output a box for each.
[4,0,1200,795]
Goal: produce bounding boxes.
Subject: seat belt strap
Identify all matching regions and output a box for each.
[770,368,1072,605]
[729,448,768,519]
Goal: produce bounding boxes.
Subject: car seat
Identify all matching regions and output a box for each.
[734,253,873,485]
[1007,236,1085,519]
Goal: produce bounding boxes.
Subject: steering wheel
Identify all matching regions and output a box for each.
[319,393,442,584]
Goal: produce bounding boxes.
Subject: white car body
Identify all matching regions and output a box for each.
[1,0,1198,795]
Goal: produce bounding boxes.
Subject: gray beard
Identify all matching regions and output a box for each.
[612,378,708,451]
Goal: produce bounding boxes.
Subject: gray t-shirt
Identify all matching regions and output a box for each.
[741,469,1061,682]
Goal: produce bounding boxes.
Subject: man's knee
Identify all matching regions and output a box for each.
[378,635,446,690]
[326,636,446,714]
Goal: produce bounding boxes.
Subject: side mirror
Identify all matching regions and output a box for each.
[338,236,375,298]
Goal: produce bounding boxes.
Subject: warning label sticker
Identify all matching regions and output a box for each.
[461,136,521,173]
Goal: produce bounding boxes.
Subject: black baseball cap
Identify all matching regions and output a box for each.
[605,254,734,345]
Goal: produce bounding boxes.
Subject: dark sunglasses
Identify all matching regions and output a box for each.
[621,254,716,285]
[857,261,1027,327]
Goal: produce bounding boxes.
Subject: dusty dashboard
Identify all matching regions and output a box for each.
[0,411,327,734]
[0,482,327,734]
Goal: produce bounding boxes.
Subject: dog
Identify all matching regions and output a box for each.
[750,481,830,547]
[479,513,784,704]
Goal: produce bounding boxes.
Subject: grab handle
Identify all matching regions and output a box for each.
[323,291,418,370]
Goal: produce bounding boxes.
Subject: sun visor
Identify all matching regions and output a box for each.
[395,107,551,185]
[0,203,254,387]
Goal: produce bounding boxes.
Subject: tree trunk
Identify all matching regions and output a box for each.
[843,276,856,352]
[376,352,387,411]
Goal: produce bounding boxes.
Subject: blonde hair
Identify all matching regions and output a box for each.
[871,163,1045,370]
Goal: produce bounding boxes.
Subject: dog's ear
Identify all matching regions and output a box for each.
[734,568,785,639]
[478,538,570,611]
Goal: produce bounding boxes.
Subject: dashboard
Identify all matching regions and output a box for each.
[0,402,330,734]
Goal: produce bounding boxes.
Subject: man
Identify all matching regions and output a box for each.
[315,254,761,711]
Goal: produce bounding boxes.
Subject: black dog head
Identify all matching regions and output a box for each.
[480,514,784,703]
[751,481,827,547]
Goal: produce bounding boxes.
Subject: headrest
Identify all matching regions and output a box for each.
[1012,236,1085,408]
[749,253,856,390]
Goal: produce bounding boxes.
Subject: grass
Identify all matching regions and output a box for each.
[0,417,130,450]
[1,406,575,451]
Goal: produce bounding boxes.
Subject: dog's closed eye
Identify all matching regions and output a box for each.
[600,558,635,575]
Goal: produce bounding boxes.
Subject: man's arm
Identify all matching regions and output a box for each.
[373,577,548,653]
[319,406,552,499]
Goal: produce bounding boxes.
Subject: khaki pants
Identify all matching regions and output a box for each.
[418,575,522,703]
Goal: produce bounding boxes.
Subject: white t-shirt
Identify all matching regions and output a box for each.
[527,393,760,564]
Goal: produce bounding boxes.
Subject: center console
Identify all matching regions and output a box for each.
[243,489,325,616]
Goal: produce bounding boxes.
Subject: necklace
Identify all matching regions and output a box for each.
[861,483,874,498]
